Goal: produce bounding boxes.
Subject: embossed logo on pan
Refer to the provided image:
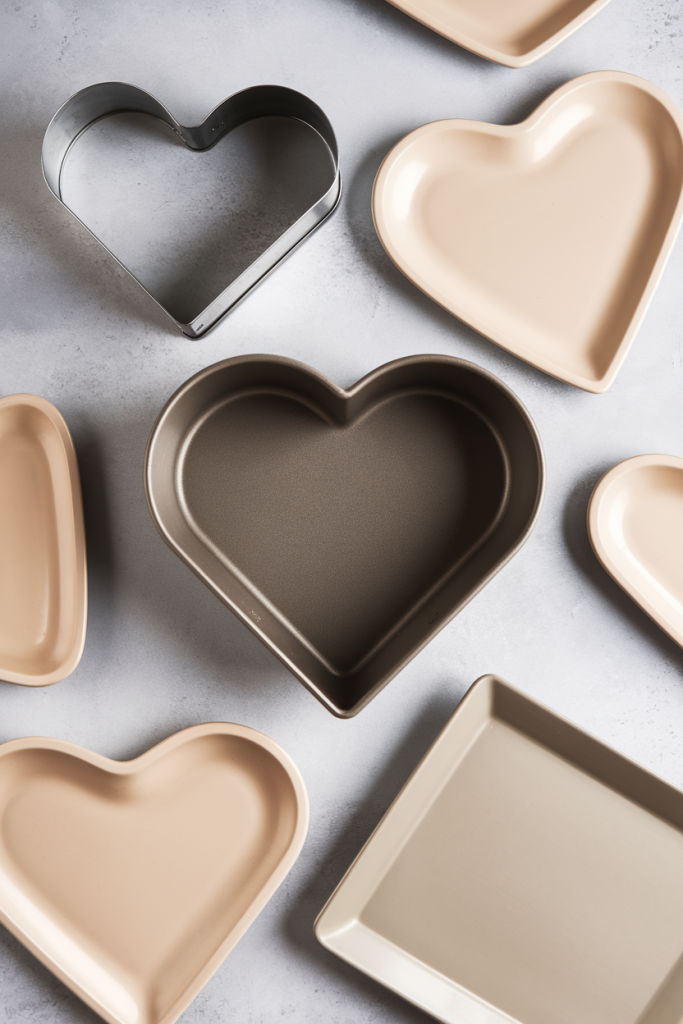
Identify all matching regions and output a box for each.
[145,354,544,716]
[373,72,683,393]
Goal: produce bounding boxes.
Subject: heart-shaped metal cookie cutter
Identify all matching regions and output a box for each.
[42,83,342,337]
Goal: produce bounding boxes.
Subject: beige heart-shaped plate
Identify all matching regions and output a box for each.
[588,454,683,647]
[373,72,683,393]
[0,724,308,1024]
[386,0,613,68]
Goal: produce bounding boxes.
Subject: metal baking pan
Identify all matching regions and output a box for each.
[373,72,683,393]
[589,454,683,648]
[316,674,683,1024]
[0,723,308,1024]
[42,82,341,337]
[384,0,613,67]
[145,355,544,716]
[0,393,87,686]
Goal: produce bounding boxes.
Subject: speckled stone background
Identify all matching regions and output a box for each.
[1,1,682,1021]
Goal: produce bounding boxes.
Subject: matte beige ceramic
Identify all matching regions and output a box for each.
[0,394,87,685]
[373,72,683,393]
[0,724,308,1024]
[385,0,613,68]
[316,675,683,1024]
[588,454,683,648]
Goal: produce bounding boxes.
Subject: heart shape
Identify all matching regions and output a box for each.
[385,0,613,67]
[0,394,86,686]
[0,725,307,1024]
[589,454,683,648]
[42,83,341,336]
[145,355,544,717]
[373,72,683,393]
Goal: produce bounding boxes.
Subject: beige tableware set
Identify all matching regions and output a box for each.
[2,3,683,1023]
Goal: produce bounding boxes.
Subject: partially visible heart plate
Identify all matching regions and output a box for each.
[0,394,87,685]
[385,0,613,67]
[0,724,308,1024]
[373,72,683,393]
[588,454,683,647]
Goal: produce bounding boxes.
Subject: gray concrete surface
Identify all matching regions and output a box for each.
[1,1,683,1021]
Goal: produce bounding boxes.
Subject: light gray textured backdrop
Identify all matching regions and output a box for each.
[1,1,682,1021]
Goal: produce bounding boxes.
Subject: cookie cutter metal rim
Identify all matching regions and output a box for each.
[42,82,342,338]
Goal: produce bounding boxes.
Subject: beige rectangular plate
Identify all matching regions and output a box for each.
[385,0,613,68]
[588,454,683,649]
[0,723,308,1024]
[0,393,87,685]
[373,72,683,393]
[316,675,683,1024]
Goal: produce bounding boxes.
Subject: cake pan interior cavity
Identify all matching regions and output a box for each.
[146,356,544,716]
[0,724,308,1024]
[316,675,683,1024]
[588,454,683,648]
[0,394,87,686]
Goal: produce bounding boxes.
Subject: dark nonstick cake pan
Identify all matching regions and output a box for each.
[145,355,544,716]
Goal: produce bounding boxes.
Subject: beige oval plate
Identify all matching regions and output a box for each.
[0,723,308,1024]
[588,454,683,647]
[373,72,683,393]
[0,393,87,685]
[317,675,683,1024]
[385,0,613,68]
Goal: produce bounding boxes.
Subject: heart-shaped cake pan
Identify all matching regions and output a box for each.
[588,455,683,648]
[145,355,544,717]
[0,394,87,686]
[373,72,683,393]
[42,83,341,337]
[385,0,613,68]
[0,724,308,1024]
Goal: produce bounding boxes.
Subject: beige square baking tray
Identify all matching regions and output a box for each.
[0,393,87,685]
[316,675,683,1024]
[0,723,308,1024]
[373,72,683,393]
[385,0,613,68]
[588,454,683,649]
